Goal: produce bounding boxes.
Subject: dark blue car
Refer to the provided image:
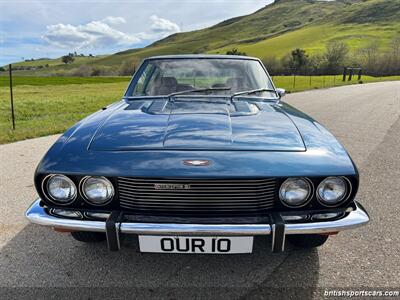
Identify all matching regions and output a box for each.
[26,55,369,254]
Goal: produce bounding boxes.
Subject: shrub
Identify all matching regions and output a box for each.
[226,48,247,56]
[119,60,137,76]
[69,65,92,77]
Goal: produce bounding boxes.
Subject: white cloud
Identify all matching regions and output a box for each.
[150,15,180,34]
[42,15,181,50]
[42,17,140,49]
[101,16,126,26]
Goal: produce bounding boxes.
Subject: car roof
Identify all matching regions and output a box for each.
[145,54,259,61]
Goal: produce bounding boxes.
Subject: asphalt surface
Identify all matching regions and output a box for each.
[0,81,399,299]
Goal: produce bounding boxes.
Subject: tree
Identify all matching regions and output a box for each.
[324,42,348,74]
[308,54,323,75]
[387,36,400,75]
[390,36,400,57]
[357,43,379,74]
[226,48,247,56]
[286,48,308,74]
[61,54,75,64]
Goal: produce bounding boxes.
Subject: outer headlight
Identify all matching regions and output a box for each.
[279,178,311,207]
[317,177,347,206]
[46,174,77,204]
[81,176,114,205]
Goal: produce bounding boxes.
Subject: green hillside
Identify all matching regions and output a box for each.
[4,0,400,74]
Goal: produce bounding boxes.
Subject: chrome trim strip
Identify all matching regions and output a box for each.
[285,206,369,234]
[25,199,369,236]
[271,224,276,249]
[26,200,105,233]
[120,222,271,236]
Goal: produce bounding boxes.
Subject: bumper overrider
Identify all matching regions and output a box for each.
[25,199,369,253]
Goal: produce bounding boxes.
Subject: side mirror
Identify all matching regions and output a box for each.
[276,88,286,98]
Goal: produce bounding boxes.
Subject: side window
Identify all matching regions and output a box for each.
[134,64,157,95]
[144,68,161,95]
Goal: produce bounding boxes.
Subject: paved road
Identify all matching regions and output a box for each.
[0,82,399,299]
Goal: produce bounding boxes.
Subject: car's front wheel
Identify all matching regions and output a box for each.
[71,231,106,243]
[287,234,329,248]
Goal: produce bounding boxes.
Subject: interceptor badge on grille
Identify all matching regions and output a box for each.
[183,159,211,166]
[154,184,191,190]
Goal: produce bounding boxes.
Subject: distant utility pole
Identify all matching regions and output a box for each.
[9,64,15,130]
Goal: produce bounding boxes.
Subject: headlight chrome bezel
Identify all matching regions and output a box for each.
[80,176,115,206]
[316,176,351,207]
[42,174,78,205]
[279,177,314,208]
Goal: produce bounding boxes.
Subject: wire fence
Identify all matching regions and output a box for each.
[270,74,364,91]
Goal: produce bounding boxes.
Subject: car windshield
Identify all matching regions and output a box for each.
[126,58,276,99]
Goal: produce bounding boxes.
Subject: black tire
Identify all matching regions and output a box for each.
[71,231,106,243]
[287,234,329,248]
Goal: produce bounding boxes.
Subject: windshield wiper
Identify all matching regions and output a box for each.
[230,88,278,102]
[166,87,231,101]
[122,87,231,101]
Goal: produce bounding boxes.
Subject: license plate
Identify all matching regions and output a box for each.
[138,236,253,254]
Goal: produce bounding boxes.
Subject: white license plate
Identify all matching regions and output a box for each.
[138,236,253,254]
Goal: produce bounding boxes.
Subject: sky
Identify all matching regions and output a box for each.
[0,0,274,66]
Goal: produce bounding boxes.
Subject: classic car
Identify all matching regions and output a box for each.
[26,55,369,254]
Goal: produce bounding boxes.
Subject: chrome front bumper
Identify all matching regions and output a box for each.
[25,199,369,252]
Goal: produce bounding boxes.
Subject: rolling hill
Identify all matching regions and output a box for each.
[4,0,400,74]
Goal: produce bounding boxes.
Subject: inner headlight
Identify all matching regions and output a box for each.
[46,174,77,204]
[81,176,114,205]
[279,178,311,207]
[317,177,347,206]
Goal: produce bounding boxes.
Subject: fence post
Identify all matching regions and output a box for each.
[309,75,312,86]
[9,64,15,130]
[293,74,296,89]
[348,68,353,81]
[333,75,336,86]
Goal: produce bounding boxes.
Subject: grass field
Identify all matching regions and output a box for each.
[0,80,128,143]
[0,76,130,87]
[1,75,399,144]
[272,75,400,92]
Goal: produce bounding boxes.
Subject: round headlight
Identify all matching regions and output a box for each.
[279,178,311,207]
[81,176,114,205]
[46,175,77,204]
[317,177,347,206]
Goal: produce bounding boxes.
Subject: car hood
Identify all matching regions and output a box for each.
[88,99,305,151]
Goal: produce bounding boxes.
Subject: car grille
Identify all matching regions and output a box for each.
[117,177,277,216]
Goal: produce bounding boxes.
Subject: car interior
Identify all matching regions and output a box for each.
[147,76,247,95]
